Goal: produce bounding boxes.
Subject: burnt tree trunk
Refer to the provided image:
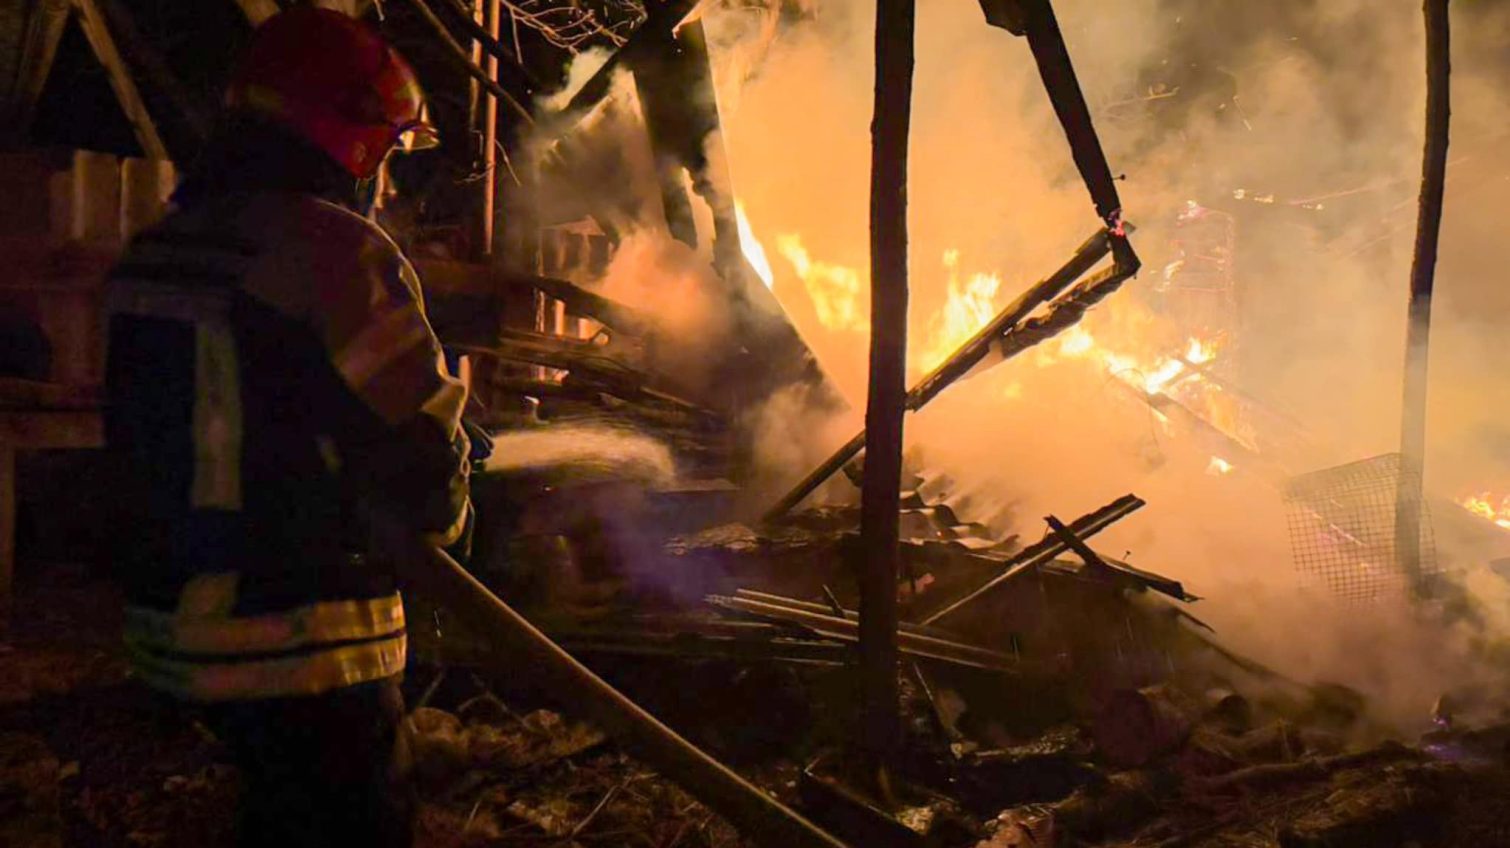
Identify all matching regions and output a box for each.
[858,0,915,763]
[1396,0,1450,594]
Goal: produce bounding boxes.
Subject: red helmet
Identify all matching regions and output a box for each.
[227,7,437,179]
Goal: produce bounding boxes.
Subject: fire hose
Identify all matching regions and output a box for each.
[394,537,851,848]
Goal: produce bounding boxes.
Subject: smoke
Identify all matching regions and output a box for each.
[701,0,1510,728]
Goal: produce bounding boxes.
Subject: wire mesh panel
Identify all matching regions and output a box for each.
[1282,453,1438,601]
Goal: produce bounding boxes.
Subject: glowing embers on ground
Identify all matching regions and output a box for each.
[734,202,774,289]
[1459,492,1510,531]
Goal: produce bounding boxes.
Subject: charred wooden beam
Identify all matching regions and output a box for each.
[1045,514,1111,570]
[733,589,969,640]
[558,0,701,118]
[920,494,1144,626]
[762,228,1121,522]
[860,0,917,764]
[1046,515,1192,601]
[705,595,1020,674]
[72,0,167,160]
[986,253,1142,364]
[1002,0,1126,236]
[544,622,850,667]
[436,0,540,91]
[401,0,534,125]
[1396,0,1451,595]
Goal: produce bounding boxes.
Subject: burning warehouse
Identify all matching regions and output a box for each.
[4,0,1510,845]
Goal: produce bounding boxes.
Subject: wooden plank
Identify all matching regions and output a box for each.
[71,0,168,160]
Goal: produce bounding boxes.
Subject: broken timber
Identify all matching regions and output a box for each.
[705,595,1021,674]
[1046,515,1192,601]
[762,228,1123,522]
[921,494,1144,626]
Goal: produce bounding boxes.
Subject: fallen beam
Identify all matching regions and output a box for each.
[1046,515,1192,601]
[733,589,971,640]
[706,595,1021,674]
[921,494,1144,625]
[762,228,1119,522]
[394,539,850,848]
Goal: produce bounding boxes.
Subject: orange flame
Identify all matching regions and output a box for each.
[917,249,1001,370]
[776,234,867,332]
[1460,493,1510,531]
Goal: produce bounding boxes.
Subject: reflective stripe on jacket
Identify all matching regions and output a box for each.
[105,190,471,701]
[124,585,406,701]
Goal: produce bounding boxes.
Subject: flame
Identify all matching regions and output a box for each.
[776,234,867,332]
[917,249,1001,370]
[1460,493,1510,531]
[736,202,774,290]
[1206,455,1235,475]
[1186,336,1216,364]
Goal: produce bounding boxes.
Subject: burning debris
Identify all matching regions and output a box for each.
[5,0,1510,845]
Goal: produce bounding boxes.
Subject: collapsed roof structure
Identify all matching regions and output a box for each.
[6,0,1510,846]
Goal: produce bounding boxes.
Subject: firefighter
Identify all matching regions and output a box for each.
[104,8,468,846]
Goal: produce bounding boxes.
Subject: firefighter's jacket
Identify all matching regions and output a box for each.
[105,190,471,702]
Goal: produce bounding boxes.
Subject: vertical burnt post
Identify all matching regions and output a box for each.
[859,0,915,764]
[1397,0,1450,595]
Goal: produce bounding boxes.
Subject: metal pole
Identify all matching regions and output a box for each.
[859,0,915,764]
[1396,0,1451,594]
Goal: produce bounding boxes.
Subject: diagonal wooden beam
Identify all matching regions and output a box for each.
[72,0,167,159]
[93,0,210,148]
